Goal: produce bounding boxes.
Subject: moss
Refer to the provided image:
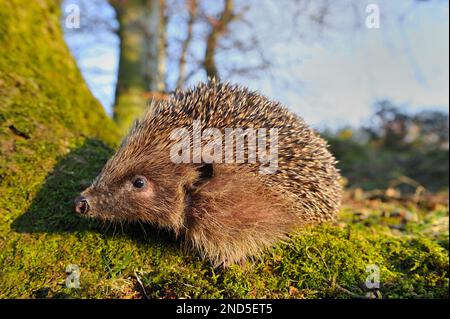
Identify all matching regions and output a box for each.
[113,88,147,137]
[1,137,447,298]
[0,0,448,299]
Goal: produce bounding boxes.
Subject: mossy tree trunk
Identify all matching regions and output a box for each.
[111,0,167,136]
[0,0,120,208]
[0,0,120,297]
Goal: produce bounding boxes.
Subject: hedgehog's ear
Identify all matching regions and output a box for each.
[190,163,213,191]
[185,164,214,193]
[198,163,214,180]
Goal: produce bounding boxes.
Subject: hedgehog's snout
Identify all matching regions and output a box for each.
[74,195,90,215]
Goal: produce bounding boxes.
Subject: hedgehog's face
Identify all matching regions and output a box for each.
[73,155,192,229]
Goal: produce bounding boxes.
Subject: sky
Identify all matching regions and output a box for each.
[263,0,450,128]
[62,0,449,130]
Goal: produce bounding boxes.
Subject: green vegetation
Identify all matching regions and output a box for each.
[326,101,449,192]
[0,0,448,299]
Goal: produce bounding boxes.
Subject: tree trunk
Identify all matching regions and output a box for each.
[0,0,120,296]
[111,0,167,135]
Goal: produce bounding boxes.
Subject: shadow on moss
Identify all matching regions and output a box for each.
[12,139,111,233]
[11,138,177,246]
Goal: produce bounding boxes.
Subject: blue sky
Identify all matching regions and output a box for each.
[63,0,449,130]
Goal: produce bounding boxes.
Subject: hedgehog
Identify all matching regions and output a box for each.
[74,81,342,267]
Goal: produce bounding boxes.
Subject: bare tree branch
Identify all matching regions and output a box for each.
[203,0,235,80]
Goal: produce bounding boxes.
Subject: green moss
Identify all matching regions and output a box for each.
[113,88,147,137]
[0,0,448,299]
[1,136,447,298]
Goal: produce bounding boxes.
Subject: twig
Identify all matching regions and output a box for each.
[134,270,149,299]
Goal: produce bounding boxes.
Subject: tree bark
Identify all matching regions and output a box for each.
[110,0,167,135]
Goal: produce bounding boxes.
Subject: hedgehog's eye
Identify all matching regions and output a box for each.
[132,176,147,189]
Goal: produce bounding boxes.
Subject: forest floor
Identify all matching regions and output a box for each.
[0,140,448,298]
